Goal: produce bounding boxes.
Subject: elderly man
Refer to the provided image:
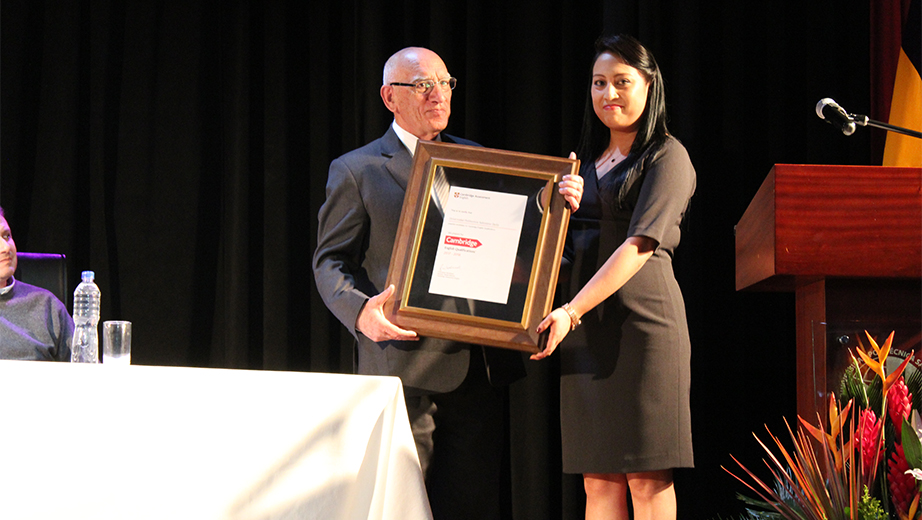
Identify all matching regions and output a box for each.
[313,47,581,519]
[0,207,73,361]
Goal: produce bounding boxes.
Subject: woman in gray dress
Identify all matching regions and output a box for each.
[532,35,696,519]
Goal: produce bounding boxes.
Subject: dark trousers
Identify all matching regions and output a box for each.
[405,349,505,520]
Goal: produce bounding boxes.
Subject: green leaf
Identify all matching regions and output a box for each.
[902,416,922,469]
[840,364,870,409]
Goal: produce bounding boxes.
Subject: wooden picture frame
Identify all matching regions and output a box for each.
[383,140,577,353]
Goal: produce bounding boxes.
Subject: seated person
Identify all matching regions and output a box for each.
[0,207,73,361]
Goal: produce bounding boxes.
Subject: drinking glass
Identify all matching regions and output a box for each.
[102,321,131,366]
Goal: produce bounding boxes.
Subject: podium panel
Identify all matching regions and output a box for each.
[798,278,921,422]
[736,164,921,291]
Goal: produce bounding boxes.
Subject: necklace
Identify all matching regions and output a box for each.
[596,148,626,179]
[597,148,626,166]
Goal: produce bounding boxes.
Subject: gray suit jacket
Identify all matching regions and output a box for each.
[313,127,523,394]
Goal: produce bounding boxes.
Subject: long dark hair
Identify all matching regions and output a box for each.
[575,34,669,165]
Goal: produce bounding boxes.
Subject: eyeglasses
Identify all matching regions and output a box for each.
[389,77,457,95]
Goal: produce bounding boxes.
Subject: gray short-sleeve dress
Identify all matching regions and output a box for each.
[559,136,696,474]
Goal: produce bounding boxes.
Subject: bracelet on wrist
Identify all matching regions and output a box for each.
[562,303,581,331]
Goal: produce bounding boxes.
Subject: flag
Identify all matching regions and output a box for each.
[871,0,921,166]
[884,0,921,166]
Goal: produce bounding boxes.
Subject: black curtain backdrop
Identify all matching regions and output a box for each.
[1,1,875,518]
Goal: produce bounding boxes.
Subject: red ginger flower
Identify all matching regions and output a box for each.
[859,408,884,478]
[889,443,921,518]
[889,376,913,436]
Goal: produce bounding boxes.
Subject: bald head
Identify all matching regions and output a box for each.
[383,47,445,85]
[380,47,453,141]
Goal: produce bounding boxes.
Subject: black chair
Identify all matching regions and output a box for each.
[14,253,69,308]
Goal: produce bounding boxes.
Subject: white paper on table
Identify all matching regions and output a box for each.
[428,186,528,304]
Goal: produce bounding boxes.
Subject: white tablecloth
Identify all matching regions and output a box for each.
[0,361,432,520]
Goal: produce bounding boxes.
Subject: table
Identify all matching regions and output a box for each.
[0,361,432,520]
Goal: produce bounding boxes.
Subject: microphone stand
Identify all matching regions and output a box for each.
[849,113,922,139]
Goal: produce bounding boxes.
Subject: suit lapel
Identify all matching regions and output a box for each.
[381,128,414,191]
[382,129,458,191]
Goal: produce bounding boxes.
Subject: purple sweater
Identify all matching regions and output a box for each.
[0,280,73,361]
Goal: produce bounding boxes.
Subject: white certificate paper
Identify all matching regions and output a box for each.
[428,186,528,304]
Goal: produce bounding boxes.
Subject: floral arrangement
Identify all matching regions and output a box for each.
[726,331,922,519]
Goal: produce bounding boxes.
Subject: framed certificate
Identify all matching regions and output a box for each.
[383,140,578,353]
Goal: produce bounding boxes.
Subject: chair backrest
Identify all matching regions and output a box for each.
[14,253,69,309]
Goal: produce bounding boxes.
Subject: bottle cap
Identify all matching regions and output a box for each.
[81,271,95,282]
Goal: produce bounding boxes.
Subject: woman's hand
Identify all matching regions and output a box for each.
[530,307,572,360]
[558,152,584,212]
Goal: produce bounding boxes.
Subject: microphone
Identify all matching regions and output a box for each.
[816,98,856,136]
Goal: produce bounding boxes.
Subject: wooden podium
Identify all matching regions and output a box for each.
[735,164,922,423]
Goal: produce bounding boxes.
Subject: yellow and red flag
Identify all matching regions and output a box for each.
[871,0,921,166]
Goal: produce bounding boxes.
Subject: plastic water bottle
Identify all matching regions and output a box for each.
[71,271,101,363]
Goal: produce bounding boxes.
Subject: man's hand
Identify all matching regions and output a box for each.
[559,152,584,212]
[356,285,419,342]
